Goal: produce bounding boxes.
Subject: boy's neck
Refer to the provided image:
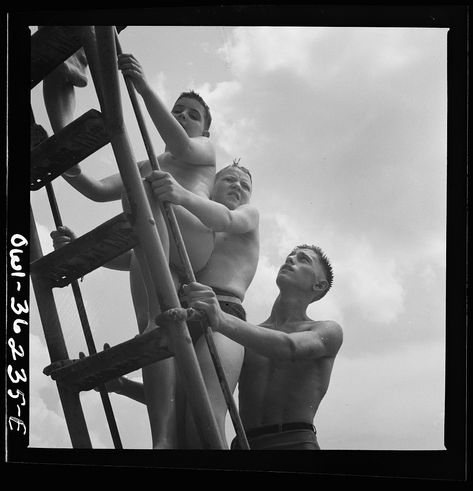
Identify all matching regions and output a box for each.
[268,293,310,326]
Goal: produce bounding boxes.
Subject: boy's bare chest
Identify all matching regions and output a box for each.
[158,152,214,195]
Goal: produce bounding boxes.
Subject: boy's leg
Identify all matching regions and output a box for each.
[184,332,244,449]
[130,192,184,448]
[171,207,215,276]
[41,43,88,133]
[142,359,178,449]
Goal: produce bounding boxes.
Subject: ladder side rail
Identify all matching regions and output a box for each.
[30,206,92,448]
[114,30,249,450]
[92,26,225,449]
[44,182,123,449]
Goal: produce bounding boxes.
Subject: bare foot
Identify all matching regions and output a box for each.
[56,48,88,87]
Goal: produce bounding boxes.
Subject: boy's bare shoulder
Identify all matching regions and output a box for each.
[311,320,343,353]
[311,319,342,335]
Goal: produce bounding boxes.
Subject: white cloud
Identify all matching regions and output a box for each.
[195,79,261,159]
[317,340,445,449]
[222,27,321,78]
[334,235,405,325]
[221,27,446,98]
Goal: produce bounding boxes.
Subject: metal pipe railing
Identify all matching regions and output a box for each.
[92,26,225,449]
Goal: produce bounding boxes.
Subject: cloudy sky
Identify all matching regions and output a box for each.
[29,24,447,450]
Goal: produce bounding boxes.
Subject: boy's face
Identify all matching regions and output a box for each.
[277,248,323,295]
[212,168,252,210]
[171,97,207,138]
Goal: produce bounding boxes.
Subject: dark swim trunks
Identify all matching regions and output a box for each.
[231,422,320,450]
[179,286,246,321]
[211,287,246,321]
[179,286,246,342]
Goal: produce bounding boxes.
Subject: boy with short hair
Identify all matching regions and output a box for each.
[43,48,217,448]
[147,160,259,447]
[185,245,342,450]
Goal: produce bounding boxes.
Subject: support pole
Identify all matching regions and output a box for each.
[93,26,225,449]
[30,206,92,448]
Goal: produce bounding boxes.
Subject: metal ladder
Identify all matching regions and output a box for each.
[30,25,249,450]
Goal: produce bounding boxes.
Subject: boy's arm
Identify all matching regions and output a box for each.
[62,160,150,202]
[141,91,214,166]
[118,54,215,166]
[181,193,258,234]
[51,226,131,271]
[184,283,343,362]
[148,171,259,233]
[62,165,124,202]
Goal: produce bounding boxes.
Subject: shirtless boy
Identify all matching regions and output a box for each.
[184,245,343,450]
[44,49,216,448]
[148,161,259,447]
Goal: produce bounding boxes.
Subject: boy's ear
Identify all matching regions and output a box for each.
[203,130,210,137]
[313,280,328,292]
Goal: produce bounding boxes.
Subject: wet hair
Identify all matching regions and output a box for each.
[176,90,212,131]
[215,158,252,183]
[291,244,334,300]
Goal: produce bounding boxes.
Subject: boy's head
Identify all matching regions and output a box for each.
[215,159,252,183]
[174,90,212,137]
[293,244,333,301]
[212,159,253,209]
[278,244,333,302]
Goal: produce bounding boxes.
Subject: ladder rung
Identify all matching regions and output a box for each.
[31,26,85,88]
[30,109,110,190]
[44,328,174,392]
[31,122,49,149]
[31,213,138,287]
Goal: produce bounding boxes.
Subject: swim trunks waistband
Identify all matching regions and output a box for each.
[179,286,242,305]
[215,294,241,305]
[245,422,316,438]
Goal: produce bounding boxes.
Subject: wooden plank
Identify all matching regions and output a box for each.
[44,328,174,392]
[30,213,138,288]
[30,109,110,190]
